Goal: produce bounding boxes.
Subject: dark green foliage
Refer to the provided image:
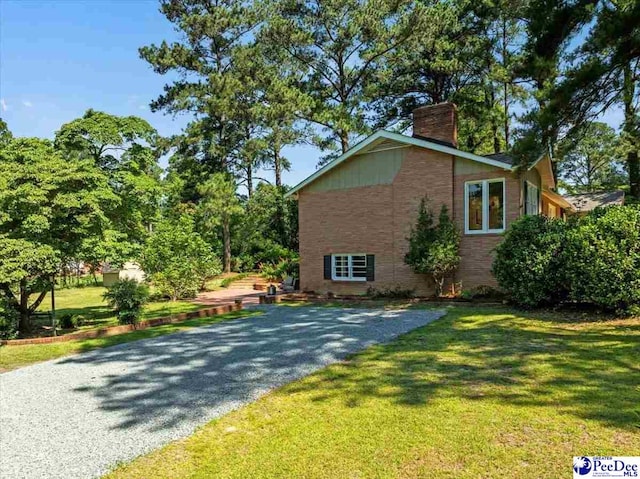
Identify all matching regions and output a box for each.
[259,255,300,282]
[492,215,569,307]
[493,206,640,314]
[103,279,150,325]
[460,285,505,301]
[142,217,222,300]
[365,286,415,300]
[405,198,460,297]
[563,205,640,315]
[58,313,86,329]
[0,291,18,340]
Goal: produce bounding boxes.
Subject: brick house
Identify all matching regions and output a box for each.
[285,103,574,296]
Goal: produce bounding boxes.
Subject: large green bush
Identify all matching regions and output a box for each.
[142,217,222,300]
[103,279,150,325]
[563,205,640,314]
[492,215,569,307]
[493,205,640,314]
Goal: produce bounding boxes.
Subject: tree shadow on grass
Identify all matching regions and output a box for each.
[286,307,640,430]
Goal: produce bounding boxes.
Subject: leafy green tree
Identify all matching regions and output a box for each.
[141,217,222,300]
[140,0,262,197]
[516,0,640,197]
[198,173,243,273]
[263,0,416,164]
[372,0,527,154]
[557,122,626,193]
[0,118,12,146]
[405,198,460,297]
[55,109,156,170]
[55,110,163,249]
[0,138,117,331]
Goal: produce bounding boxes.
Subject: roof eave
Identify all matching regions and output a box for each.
[285,130,513,197]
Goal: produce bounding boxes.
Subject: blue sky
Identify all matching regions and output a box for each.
[0,0,320,189]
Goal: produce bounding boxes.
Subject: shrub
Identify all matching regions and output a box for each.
[142,217,222,300]
[405,198,460,297]
[259,255,300,282]
[492,215,569,307]
[366,286,415,299]
[0,291,18,340]
[58,313,86,329]
[563,205,640,314]
[103,279,149,325]
[460,285,505,301]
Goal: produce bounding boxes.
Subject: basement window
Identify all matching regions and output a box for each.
[332,254,367,281]
[465,179,505,234]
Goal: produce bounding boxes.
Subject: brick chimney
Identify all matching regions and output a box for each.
[412,102,458,148]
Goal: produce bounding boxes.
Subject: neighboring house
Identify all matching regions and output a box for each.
[285,102,576,295]
[103,261,146,287]
[565,190,625,214]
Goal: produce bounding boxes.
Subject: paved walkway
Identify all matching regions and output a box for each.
[0,306,444,479]
[193,287,268,306]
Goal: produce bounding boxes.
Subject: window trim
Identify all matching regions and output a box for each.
[331,253,368,282]
[464,178,506,235]
[525,180,540,216]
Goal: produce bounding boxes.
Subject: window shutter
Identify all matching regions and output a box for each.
[323,255,331,280]
[366,254,375,281]
[523,181,528,213]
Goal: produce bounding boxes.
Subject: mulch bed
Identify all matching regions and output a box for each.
[1,303,243,346]
[278,292,505,307]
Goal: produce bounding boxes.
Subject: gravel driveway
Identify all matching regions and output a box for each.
[0,305,444,479]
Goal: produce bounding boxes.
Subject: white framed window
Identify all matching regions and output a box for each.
[332,254,367,281]
[525,181,540,215]
[464,178,505,234]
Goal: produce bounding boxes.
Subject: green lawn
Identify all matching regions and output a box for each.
[106,306,639,479]
[31,285,211,333]
[1,284,259,371]
[0,309,260,371]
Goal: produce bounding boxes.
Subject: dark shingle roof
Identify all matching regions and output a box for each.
[564,190,625,211]
[483,152,515,166]
[412,136,517,167]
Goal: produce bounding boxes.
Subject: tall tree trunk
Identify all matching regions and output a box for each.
[623,62,640,198]
[502,16,510,149]
[274,148,282,188]
[18,280,30,333]
[223,217,231,273]
[340,130,349,153]
[246,165,253,199]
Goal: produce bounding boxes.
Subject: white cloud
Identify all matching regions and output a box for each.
[138,105,147,110]
[22,100,33,108]
[0,99,7,111]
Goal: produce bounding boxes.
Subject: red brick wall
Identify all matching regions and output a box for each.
[453,171,521,289]
[298,147,522,295]
[299,147,453,295]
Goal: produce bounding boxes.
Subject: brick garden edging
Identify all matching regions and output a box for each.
[0,303,243,346]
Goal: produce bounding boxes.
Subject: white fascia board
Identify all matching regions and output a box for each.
[285,130,514,197]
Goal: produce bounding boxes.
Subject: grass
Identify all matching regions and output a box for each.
[105,305,640,479]
[27,285,210,335]
[0,309,260,372]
